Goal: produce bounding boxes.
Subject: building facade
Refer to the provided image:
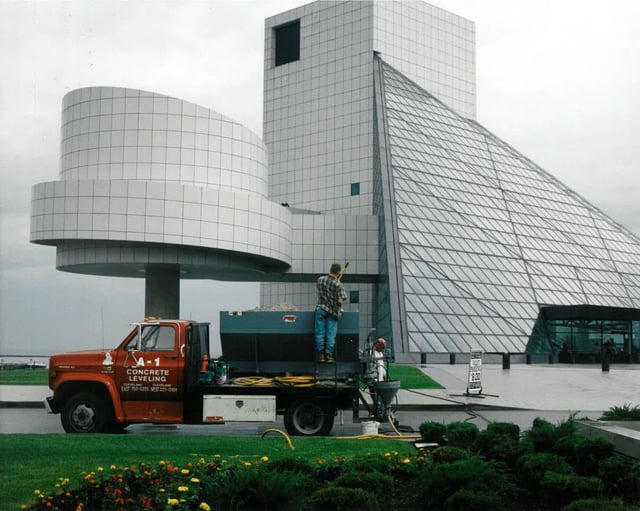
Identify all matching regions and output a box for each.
[261,0,477,345]
[30,87,293,318]
[260,0,640,360]
[31,0,640,360]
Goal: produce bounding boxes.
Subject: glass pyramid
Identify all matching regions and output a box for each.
[374,57,640,356]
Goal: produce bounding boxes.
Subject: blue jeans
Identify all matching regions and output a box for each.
[315,308,338,354]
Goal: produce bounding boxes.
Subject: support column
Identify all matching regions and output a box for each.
[145,264,180,319]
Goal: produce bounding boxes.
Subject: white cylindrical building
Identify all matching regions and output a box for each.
[31,87,292,317]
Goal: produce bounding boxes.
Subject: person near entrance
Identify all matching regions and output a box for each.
[315,263,348,363]
[604,338,616,364]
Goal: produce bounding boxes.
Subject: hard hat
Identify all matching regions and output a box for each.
[375,338,387,348]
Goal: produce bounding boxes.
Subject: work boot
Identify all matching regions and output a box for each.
[317,351,325,363]
[325,353,334,363]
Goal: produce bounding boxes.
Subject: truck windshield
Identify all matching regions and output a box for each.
[125,325,176,352]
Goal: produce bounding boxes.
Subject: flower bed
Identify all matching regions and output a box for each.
[23,418,640,511]
[25,451,423,511]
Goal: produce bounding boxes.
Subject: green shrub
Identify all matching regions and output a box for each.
[599,456,640,501]
[540,471,603,508]
[553,434,583,463]
[420,456,512,507]
[474,427,532,467]
[526,419,559,452]
[500,439,526,465]
[630,460,640,502]
[342,453,393,475]
[555,416,578,438]
[474,422,522,455]
[600,404,640,421]
[486,421,521,440]
[204,464,313,511]
[554,435,615,476]
[263,456,314,474]
[562,498,640,511]
[314,453,412,485]
[419,421,447,444]
[474,428,494,452]
[315,458,344,483]
[525,416,578,453]
[532,417,553,429]
[430,446,472,464]
[517,452,573,492]
[311,487,379,511]
[256,469,314,510]
[446,421,479,448]
[446,488,504,511]
[332,472,394,509]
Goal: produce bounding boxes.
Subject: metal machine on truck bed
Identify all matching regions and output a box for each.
[46,310,398,436]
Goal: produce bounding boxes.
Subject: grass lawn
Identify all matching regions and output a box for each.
[389,363,444,389]
[0,364,441,509]
[0,364,444,389]
[0,368,48,385]
[0,434,416,510]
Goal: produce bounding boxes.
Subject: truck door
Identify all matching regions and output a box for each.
[115,323,184,423]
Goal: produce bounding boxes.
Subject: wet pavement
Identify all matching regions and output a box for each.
[3,362,639,412]
[1,362,638,451]
[410,362,640,411]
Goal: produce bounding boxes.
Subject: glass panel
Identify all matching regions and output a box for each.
[377,59,640,355]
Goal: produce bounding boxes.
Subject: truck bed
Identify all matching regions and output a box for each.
[219,310,361,380]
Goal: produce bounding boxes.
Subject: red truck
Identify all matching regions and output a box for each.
[45,311,393,436]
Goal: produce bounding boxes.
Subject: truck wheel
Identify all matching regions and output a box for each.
[61,392,112,433]
[284,399,334,436]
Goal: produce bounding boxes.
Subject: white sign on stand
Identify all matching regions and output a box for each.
[467,351,482,395]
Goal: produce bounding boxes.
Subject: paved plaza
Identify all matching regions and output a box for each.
[2,362,638,413]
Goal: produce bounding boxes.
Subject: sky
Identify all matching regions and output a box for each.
[1,0,638,356]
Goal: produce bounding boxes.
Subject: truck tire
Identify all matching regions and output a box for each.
[283,399,334,436]
[61,392,113,433]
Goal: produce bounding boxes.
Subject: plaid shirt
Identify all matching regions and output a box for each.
[316,274,348,318]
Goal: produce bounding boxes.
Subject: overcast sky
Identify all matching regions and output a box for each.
[1,0,638,356]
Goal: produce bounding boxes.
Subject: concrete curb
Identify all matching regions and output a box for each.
[576,420,640,459]
[0,401,44,408]
[0,399,527,412]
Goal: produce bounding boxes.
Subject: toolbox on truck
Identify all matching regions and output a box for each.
[220,310,360,378]
[202,395,276,423]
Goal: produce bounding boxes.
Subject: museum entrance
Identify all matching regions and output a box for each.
[526,305,640,363]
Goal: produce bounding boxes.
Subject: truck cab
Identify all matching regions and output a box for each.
[47,320,207,432]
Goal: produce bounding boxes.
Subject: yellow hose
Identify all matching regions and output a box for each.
[388,415,402,436]
[237,378,415,441]
[335,433,422,439]
[334,416,421,440]
[232,375,318,387]
[261,428,295,450]
[274,375,318,387]
[232,376,274,386]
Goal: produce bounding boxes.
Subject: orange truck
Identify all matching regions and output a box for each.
[45,311,366,436]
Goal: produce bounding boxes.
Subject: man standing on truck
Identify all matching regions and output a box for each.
[315,263,348,363]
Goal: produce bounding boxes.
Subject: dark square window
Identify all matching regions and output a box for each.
[274,20,300,66]
[351,182,360,196]
[350,290,360,304]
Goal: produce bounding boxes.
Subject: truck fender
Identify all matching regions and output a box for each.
[54,374,125,422]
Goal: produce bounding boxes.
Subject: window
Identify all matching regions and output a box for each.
[350,290,360,304]
[274,20,300,66]
[351,182,360,196]
[125,325,176,352]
